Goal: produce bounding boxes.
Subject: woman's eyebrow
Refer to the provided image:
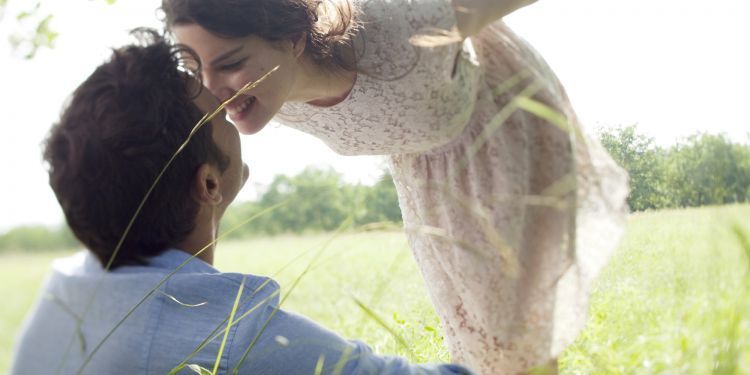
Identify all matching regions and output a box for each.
[210,46,244,66]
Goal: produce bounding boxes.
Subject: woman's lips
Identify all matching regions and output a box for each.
[225,96,256,121]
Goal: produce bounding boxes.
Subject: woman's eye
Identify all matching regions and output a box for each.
[219,59,246,71]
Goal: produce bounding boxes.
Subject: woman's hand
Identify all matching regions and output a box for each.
[452,0,537,37]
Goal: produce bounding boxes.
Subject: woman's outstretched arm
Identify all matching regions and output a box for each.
[452,0,537,37]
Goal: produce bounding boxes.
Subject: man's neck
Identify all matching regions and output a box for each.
[173,242,215,265]
[174,219,217,265]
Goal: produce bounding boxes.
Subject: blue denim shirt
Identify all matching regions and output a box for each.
[12,249,472,374]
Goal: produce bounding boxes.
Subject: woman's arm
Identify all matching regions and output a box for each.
[452,0,537,37]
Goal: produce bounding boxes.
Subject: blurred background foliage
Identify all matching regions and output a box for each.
[0,0,116,59]
[3,127,749,252]
[600,125,750,211]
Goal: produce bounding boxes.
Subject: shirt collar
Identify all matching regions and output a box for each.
[146,248,218,274]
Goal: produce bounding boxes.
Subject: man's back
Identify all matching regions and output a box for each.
[12,250,470,374]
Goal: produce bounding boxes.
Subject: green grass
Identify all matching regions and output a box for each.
[1,204,749,373]
[561,204,750,374]
[0,251,62,372]
[215,231,448,363]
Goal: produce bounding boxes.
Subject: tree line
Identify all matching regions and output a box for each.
[0,167,402,251]
[2,127,749,251]
[599,125,750,211]
[219,167,402,238]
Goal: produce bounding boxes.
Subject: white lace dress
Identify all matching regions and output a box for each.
[276,0,628,373]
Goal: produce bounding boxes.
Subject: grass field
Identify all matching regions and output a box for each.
[1,204,749,373]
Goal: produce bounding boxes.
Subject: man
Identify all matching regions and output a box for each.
[11,30,471,374]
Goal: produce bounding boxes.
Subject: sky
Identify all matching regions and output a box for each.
[0,0,748,233]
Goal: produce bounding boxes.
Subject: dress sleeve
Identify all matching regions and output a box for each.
[229,302,474,374]
[330,0,481,154]
[401,0,458,34]
[354,0,463,81]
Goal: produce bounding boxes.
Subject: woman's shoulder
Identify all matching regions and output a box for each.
[355,0,455,30]
[353,0,459,80]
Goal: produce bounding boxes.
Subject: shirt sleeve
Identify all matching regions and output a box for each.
[229,303,474,374]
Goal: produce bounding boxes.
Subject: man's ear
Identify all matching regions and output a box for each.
[292,32,307,59]
[192,163,223,206]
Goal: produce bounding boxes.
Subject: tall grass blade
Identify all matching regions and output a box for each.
[45,293,86,352]
[353,251,407,338]
[313,354,326,375]
[157,290,207,308]
[731,224,750,273]
[351,295,412,356]
[177,221,363,366]
[331,345,354,375]
[175,217,354,374]
[187,363,213,375]
[712,224,750,373]
[514,96,573,135]
[168,287,280,375]
[211,277,246,375]
[267,227,361,279]
[461,79,543,170]
[230,216,354,373]
[490,69,533,98]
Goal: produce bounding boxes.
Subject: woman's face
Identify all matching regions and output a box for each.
[173,24,303,135]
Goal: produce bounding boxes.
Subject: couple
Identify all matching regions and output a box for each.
[12,0,627,374]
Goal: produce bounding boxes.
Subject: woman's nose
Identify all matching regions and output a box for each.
[202,71,222,98]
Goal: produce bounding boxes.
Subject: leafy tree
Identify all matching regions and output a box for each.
[219,200,264,239]
[600,126,750,211]
[738,139,750,201]
[599,125,667,210]
[359,173,403,224]
[664,134,748,206]
[220,167,403,237]
[257,167,352,234]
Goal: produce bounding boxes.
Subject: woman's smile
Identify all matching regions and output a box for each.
[225,95,256,122]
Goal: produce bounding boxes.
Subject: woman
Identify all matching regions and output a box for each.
[161,0,628,373]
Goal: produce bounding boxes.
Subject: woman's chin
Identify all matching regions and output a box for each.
[235,119,267,135]
[226,113,267,135]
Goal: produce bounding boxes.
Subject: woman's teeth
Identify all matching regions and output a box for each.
[227,97,254,115]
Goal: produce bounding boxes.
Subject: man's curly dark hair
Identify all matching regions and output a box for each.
[44,28,229,269]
